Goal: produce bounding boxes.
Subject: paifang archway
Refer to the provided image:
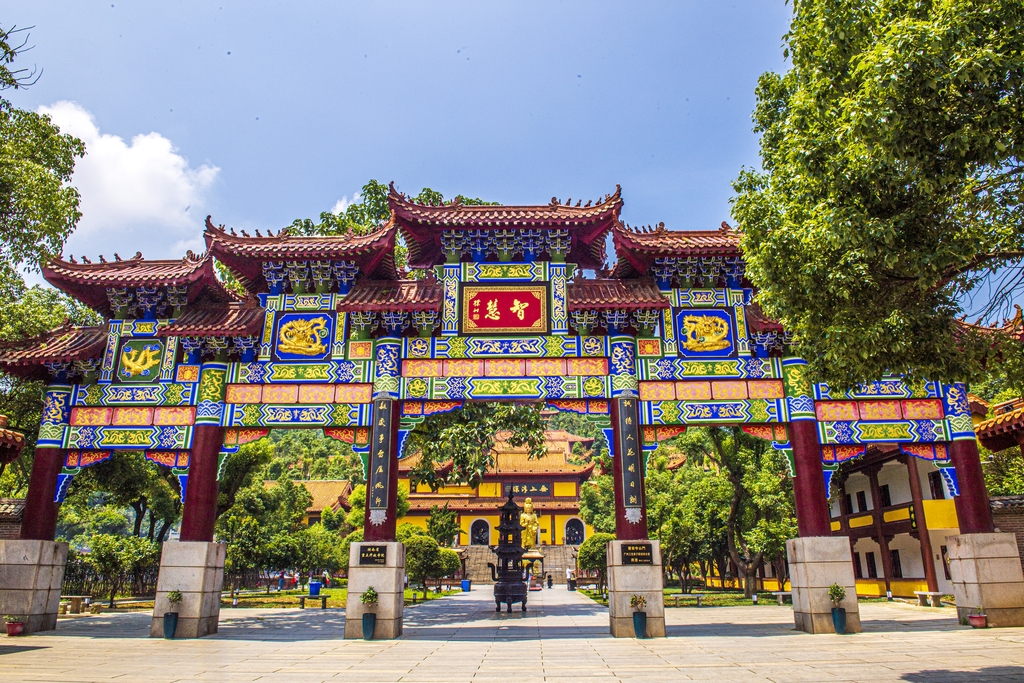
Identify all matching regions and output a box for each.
[0,183,1018,638]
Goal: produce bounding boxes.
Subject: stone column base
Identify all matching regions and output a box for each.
[787,536,861,634]
[948,532,1024,627]
[149,541,224,638]
[606,540,666,638]
[0,540,67,634]
[344,542,405,639]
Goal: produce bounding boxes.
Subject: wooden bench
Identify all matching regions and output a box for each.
[297,594,328,609]
[61,596,90,614]
[914,591,945,607]
[771,591,792,606]
[671,593,706,607]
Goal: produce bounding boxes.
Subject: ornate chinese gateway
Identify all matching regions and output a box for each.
[1,183,1020,638]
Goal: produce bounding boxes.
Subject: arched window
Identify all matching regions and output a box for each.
[565,518,585,545]
[470,519,490,546]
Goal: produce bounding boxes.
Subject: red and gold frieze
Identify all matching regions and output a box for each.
[526,358,566,376]
[175,365,200,383]
[711,381,748,400]
[636,339,662,357]
[815,400,860,421]
[858,400,903,421]
[675,381,712,400]
[261,384,299,403]
[223,428,270,446]
[901,399,944,420]
[111,407,154,426]
[485,359,526,377]
[444,359,484,376]
[298,384,335,403]
[403,359,444,377]
[225,384,262,404]
[639,382,675,401]
[145,451,190,468]
[153,407,195,425]
[70,407,113,426]
[747,380,785,399]
[65,451,113,468]
[335,384,373,403]
[348,341,373,359]
[462,285,548,334]
[567,357,608,376]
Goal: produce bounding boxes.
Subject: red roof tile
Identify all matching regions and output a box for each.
[157,303,266,338]
[204,216,398,292]
[612,221,742,277]
[390,183,622,269]
[567,278,668,311]
[336,280,443,312]
[745,302,784,334]
[0,324,108,380]
[975,405,1024,452]
[42,251,233,315]
[0,417,26,465]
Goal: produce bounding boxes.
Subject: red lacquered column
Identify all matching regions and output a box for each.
[949,439,994,534]
[789,420,833,537]
[20,447,65,541]
[179,424,225,542]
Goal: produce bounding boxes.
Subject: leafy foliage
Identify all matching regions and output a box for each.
[346,483,409,529]
[577,532,615,593]
[579,472,616,534]
[404,534,441,599]
[86,534,160,607]
[403,402,546,489]
[426,502,462,547]
[733,0,1024,390]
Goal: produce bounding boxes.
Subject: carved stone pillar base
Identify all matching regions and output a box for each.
[606,540,666,638]
[948,533,1024,627]
[344,542,405,639]
[149,541,224,638]
[787,536,862,634]
[0,540,67,633]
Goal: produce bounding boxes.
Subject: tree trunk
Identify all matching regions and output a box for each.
[146,513,157,541]
[109,578,119,608]
[131,500,147,537]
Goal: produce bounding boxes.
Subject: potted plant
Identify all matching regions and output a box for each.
[5,615,25,637]
[968,607,987,629]
[630,594,647,639]
[828,583,847,635]
[163,590,183,639]
[360,587,379,640]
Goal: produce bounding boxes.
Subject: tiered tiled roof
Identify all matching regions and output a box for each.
[0,416,26,465]
[975,399,1024,452]
[390,183,622,269]
[204,216,398,292]
[611,221,742,278]
[43,251,233,316]
[263,479,352,514]
[0,498,26,523]
[157,302,266,338]
[745,302,785,334]
[566,278,668,311]
[336,280,443,312]
[0,324,108,380]
[956,305,1024,343]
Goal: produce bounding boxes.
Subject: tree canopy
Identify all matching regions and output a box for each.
[733,0,1024,390]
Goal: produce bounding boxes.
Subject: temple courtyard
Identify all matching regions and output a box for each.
[1,588,1021,682]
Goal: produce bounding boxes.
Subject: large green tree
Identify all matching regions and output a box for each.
[733,0,1024,390]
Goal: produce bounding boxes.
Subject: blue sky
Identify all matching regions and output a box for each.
[3,1,793,266]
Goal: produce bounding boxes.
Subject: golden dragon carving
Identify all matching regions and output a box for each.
[277,317,329,356]
[680,315,731,352]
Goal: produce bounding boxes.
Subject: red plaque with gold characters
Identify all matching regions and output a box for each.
[461,285,548,334]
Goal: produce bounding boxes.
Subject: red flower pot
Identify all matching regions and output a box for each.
[6,621,25,636]
[968,614,987,629]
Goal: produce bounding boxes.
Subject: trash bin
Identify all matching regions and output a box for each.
[461,579,472,592]
[567,579,576,591]
[309,581,322,596]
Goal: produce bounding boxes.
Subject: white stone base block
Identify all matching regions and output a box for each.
[0,540,67,634]
[149,541,224,638]
[787,537,861,634]
[948,532,1024,627]
[606,540,666,638]
[344,542,405,639]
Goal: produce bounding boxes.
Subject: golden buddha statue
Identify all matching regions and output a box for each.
[521,497,539,549]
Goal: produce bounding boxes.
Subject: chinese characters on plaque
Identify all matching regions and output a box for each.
[367,399,393,526]
[503,482,552,497]
[358,545,388,566]
[617,398,644,523]
[461,285,549,334]
[621,543,653,565]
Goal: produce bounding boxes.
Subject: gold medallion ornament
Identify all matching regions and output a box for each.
[680,315,730,352]
[277,316,329,356]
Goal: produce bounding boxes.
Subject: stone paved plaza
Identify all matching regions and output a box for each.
[1,587,1022,682]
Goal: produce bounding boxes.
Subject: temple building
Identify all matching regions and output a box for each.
[399,429,596,547]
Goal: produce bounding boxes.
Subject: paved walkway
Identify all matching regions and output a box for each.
[1,587,1022,682]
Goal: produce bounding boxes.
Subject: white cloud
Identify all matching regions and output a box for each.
[38,101,219,260]
[330,193,360,216]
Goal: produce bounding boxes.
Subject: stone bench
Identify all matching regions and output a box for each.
[671,593,706,607]
[61,596,90,614]
[914,591,945,608]
[772,591,793,606]
[297,594,328,609]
